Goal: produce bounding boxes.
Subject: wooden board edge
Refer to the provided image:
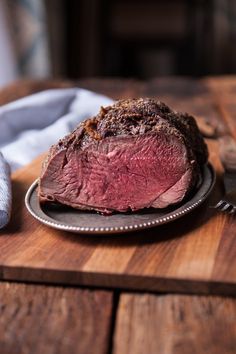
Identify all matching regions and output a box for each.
[2,266,236,296]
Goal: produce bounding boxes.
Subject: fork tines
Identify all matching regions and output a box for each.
[214,200,236,213]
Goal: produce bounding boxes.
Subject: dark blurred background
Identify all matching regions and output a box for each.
[46,0,236,78]
[1,0,236,85]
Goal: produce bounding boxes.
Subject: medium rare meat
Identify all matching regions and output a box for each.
[39,98,208,214]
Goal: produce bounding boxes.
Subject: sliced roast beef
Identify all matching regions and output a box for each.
[39,98,208,214]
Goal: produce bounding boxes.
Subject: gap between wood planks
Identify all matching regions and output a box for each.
[107,290,120,354]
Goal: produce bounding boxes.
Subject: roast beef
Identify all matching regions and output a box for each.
[38,98,208,214]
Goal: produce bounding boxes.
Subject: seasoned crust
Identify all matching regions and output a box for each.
[43,98,208,173]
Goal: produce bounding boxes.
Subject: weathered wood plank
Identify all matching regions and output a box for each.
[113,293,236,354]
[0,282,113,354]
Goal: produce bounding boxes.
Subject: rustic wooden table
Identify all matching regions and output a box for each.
[0,77,236,354]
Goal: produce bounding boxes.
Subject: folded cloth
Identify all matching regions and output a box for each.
[0,152,11,229]
[0,88,113,229]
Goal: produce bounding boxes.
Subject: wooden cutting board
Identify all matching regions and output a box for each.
[0,137,235,296]
[1,76,236,296]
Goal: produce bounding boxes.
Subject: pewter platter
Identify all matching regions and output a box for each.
[25,164,215,234]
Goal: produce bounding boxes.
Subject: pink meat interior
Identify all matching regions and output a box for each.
[40,133,193,212]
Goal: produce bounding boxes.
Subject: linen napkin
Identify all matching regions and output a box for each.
[0,152,11,229]
[0,88,113,229]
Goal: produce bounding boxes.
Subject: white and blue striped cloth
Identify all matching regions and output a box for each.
[0,152,11,229]
[0,88,113,229]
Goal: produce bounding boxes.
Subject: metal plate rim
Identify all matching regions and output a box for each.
[25,164,215,235]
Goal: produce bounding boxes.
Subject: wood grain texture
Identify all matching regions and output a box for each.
[113,293,236,354]
[0,77,236,295]
[0,282,112,354]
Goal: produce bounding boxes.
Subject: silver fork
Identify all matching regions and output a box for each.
[213,136,236,214]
